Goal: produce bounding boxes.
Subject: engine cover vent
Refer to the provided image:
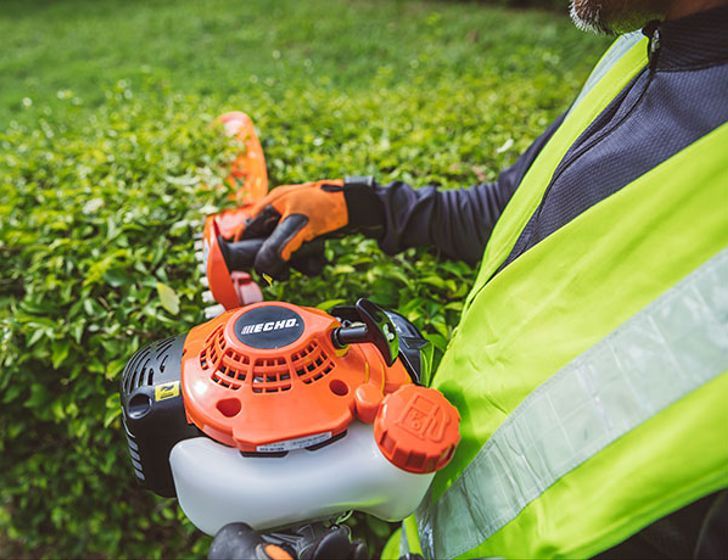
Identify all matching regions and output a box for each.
[121,336,177,394]
[200,323,335,393]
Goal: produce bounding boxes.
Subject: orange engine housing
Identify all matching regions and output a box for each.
[181,302,413,452]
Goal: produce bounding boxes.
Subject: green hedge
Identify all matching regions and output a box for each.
[0,88,554,558]
[0,1,608,557]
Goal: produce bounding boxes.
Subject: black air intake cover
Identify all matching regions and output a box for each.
[120,334,200,497]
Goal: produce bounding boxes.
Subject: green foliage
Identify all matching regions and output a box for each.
[0,0,608,557]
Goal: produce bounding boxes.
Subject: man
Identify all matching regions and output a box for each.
[220,0,727,558]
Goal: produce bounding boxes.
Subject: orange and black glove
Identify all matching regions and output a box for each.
[232,176,384,279]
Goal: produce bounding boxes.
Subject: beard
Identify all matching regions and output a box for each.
[569,0,666,35]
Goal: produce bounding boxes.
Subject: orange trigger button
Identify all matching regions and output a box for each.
[261,544,294,560]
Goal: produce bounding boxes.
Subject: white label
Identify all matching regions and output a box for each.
[256,431,333,453]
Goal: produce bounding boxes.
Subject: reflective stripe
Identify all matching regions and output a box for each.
[570,31,644,111]
[400,522,409,557]
[418,250,728,560]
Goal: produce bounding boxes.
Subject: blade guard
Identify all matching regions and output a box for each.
[199,111,269,314]
[218,111,269,206]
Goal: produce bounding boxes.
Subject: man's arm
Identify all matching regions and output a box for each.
[231,113,566,277]
[370,113,566,264]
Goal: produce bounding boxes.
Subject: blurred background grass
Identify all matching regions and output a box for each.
[1,0,606,126]
[0,0,609,558]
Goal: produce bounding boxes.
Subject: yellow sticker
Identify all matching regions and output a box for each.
[154,381,180,401]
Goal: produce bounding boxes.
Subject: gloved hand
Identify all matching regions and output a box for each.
[208,523,294,560]
[297,524,368,560]
[208,522,368,560]
[237,176,383,279]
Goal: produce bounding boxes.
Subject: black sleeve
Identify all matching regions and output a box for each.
[372,113,566,264]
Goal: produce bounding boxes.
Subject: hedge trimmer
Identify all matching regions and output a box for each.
[120,113,460,559]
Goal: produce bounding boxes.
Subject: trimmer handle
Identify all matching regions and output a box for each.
[208,523,293,560]
[208,522,368,560]
[331,298,400,366]
[218,237,265,271]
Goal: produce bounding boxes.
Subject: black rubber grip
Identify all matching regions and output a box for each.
[219,237,265,271]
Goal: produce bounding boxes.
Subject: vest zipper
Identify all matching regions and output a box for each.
[644,20,662,70]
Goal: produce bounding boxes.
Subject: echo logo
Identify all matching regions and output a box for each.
[234,306,305,348]
[240,318,298,336]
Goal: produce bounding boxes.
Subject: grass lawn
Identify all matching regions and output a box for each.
[2,0,607,127]
[0,0,609,557]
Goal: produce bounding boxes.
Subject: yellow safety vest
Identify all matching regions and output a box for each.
[385,32,728,559]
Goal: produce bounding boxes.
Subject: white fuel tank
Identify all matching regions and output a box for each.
[169,422,435,535]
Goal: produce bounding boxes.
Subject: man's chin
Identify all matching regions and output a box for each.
[569,0,662,35]
[569,0,617,35]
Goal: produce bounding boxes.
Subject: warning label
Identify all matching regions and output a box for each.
[154,381,180,402]
[256,431,333,453]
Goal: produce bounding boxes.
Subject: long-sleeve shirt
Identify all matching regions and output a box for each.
[372,6,727,283]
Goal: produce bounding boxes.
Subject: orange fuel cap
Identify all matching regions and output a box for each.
[374,385,460,474]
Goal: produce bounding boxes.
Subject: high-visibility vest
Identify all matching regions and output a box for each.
[391,32,728,559]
